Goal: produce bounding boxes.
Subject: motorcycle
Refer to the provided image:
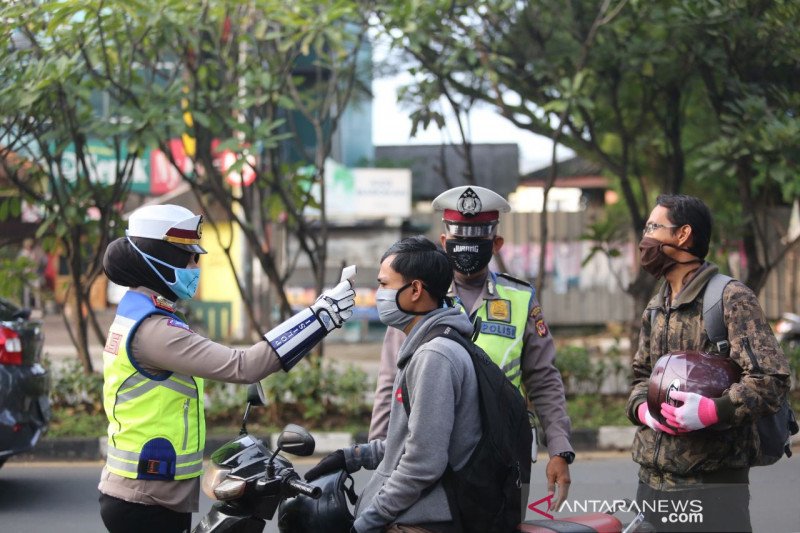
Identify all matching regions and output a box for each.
[196,383,648,533]
[193,384,321,533]
[776,312,800,350]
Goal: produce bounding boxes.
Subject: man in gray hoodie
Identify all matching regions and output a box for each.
[306,236,481,533]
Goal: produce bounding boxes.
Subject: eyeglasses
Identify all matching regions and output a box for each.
[642,222,679,237]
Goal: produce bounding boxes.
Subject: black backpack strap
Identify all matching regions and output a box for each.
[702,273,733,355]
[400,377,411,417]
[398,325,467,417]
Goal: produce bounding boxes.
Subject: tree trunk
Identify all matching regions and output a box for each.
[625,270,658,359]
[736,157,767,292]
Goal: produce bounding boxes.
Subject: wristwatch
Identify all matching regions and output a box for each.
[554,451,575,464]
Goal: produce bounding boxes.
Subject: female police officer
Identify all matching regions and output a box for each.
[98,204,355,533]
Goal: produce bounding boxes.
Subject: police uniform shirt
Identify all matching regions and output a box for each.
[98,287,283,512]
[369,273,573,457]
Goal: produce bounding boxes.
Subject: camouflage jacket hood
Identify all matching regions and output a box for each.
[625,262,790,486]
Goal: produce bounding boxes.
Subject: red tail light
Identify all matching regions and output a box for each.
[0,326,23,365]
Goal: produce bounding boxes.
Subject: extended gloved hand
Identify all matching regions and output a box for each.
[637,402,687,436]
[660,390,718,431]
[305,449,346,481]
[311,280,355,332]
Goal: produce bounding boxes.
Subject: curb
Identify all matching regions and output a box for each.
[15,428,800,462]
[11,427,628,462]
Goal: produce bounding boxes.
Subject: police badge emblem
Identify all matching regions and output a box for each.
[456,187,482,217]
[487,299,511,322]
[536,319,548,337]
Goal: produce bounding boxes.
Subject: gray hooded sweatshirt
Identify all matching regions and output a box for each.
[347,307,481,532]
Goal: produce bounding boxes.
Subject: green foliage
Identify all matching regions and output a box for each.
[0,254,37,302]
[566,394,630,429]
[44,355,374,437]
[580,200,633,274]
[374,0,800,292]
[782,341,800,389]
[44,358,106,437]
[1,0,370,342]
[257,357,373,430]
[46,358,104,413]
[47,407,107,438]
[555,344,630,396]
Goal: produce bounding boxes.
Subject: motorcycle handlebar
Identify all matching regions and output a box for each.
[287,478,322,499]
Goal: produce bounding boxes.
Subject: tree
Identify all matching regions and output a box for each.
[0,6,142,372]
[1,0,370,368]
[70,0,369,335]
[373,0,800,348]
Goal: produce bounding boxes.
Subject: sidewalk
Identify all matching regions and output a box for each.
[16,427,636,462]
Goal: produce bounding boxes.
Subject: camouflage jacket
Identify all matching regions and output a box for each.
[625,263,790,488]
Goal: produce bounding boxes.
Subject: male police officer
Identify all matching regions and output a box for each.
[369,186,575,511]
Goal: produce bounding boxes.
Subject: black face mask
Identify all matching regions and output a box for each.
[445,238,494,275]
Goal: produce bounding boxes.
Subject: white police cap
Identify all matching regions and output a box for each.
[127,204,207,254]
[432,186,511,237]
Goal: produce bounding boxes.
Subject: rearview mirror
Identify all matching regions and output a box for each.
[277,423,315,457]
[239,383,266,436]
[246,382,266,406]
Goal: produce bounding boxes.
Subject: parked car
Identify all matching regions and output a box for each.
[0,298,50,469]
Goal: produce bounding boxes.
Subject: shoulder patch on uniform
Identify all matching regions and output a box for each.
[536,319,549,337]
[152,294,176,313]
[530,305,543,320]
[104,332,122,356]
[167,318,192,332]
[497,272,533,289]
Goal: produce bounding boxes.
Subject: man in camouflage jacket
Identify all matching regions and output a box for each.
[626,194,790,532]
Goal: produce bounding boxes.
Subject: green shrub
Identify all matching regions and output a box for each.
[554,342,631,396]
[256,357,374,430]
[781,341,800,388]
[42,354,375,437]
[46,358,104,413]
[44,359,105,437]
[567,394,630,429]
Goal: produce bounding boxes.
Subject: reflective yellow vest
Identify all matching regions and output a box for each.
[455,273,533,390]
[102,291,205,481]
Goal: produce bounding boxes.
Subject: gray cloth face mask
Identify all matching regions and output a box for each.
[375,283,426,330]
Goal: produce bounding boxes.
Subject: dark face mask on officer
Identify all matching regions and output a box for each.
[444,237,495,275]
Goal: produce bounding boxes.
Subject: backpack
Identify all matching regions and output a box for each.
[701,274,799,466]
[400,323,531,533]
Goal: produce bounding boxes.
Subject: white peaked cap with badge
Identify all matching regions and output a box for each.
[127,204,207,254]
[432,186,511,238]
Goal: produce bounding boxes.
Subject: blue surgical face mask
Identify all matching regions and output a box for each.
[127,237,200,300]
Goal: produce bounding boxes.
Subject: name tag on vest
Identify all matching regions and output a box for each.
[480,321,517,339]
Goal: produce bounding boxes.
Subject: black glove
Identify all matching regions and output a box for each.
[305,449,346,481]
